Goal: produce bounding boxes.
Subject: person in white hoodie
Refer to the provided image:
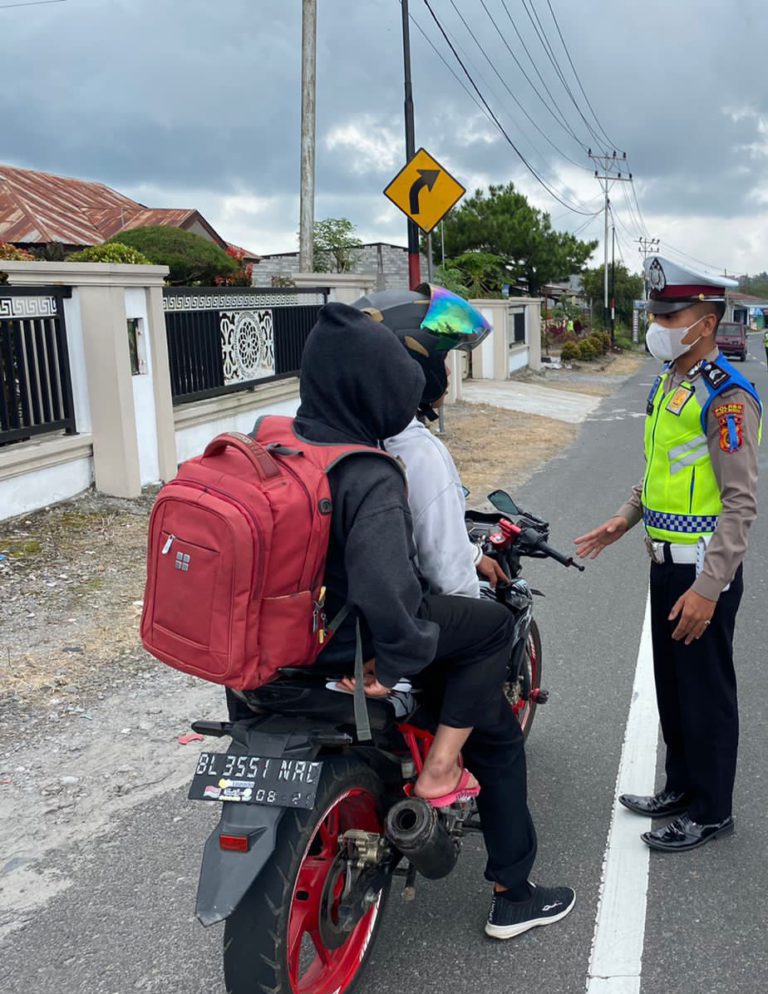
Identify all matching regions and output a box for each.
[353,285,506,597]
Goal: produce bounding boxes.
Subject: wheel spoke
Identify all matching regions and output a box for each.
[319,806,341,852]
[310,929,333,966]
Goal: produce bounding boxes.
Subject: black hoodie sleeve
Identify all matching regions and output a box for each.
[337,466,440,689]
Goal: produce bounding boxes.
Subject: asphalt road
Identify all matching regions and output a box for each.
[2,341,767,994]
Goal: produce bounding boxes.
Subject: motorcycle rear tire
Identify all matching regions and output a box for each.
[223,756,390,994]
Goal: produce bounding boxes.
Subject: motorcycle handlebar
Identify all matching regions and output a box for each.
[534,537,585,572]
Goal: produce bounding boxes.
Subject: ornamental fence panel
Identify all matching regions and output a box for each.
[162,286,329,405]
[0,287,76,447]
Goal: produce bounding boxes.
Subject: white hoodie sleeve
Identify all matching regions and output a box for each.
[386,421,481,598]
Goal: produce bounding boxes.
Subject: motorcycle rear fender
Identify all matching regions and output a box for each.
[195,715,321,927]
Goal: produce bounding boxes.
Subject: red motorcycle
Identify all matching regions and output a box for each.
[187,490,582,994]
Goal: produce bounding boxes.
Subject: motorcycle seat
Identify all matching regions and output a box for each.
[241,675,418,733]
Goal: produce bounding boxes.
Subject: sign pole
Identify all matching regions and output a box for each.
[401,0,421,289]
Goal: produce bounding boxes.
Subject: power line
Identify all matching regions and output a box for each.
[0,0,66,8]
[542,0,621,152]
[659,240,728,276]
[414,4,579,183]
[486,0,588,150]
[454,0,591,171]
[421,0,597,215]
[518,0,609,153]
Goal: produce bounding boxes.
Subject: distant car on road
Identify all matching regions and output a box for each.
[716,321,748,362]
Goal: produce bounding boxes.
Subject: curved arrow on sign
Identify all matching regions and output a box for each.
[408,168,440,215]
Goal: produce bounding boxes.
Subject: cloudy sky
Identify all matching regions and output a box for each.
[2,0,768,276]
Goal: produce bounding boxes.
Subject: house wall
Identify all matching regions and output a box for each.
[252,244,429,291]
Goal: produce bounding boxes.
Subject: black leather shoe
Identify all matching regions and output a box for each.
[641,814,734,852]
[618,789,691,818]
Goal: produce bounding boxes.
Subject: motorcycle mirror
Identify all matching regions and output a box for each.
[462,486,471,499]
[488,490,520,516]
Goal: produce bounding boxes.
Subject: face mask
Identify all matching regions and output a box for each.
[646,315,707,361]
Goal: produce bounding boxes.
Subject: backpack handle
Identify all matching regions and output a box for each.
[202,432,281,480]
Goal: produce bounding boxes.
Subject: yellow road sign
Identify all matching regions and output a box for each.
[383,147,465,234]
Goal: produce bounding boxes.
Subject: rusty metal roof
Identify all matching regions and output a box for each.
[0,164,227,248]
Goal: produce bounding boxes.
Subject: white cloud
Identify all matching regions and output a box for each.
[324,116,402,174]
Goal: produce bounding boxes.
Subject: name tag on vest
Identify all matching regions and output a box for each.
[666,385,695,416]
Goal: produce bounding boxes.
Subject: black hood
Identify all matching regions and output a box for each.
[295,302,425,446]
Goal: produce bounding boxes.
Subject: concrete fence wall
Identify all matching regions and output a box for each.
[0,266,541,524]
[0,265,379,523]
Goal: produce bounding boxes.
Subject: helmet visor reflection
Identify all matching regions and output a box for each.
[418,284,492,351]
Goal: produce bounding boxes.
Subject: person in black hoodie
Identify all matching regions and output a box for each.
[292,302,575,940]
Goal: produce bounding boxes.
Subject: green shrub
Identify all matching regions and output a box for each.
[109,226,238,285]
[588,334,607,355]
[560,341,579,362]
[69,242,152,265]
[577,339,598,360]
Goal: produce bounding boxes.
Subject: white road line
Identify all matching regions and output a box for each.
[586,591,659,994]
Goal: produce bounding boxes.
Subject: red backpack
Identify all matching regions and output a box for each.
[140,416,393,691]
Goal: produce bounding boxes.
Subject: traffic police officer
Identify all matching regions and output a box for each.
[576,256,762,852]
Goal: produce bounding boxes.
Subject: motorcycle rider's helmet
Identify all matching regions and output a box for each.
[352,284,492,421]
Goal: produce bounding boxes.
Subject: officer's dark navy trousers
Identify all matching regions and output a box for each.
[650,560,743,823]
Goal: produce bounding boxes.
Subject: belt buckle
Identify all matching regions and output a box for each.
[644,537,664,564]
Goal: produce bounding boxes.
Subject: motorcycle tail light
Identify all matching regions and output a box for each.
[219,834,250,853]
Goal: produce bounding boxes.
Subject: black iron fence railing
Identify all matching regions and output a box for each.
[0,287,77,448]
[162,286,329,405]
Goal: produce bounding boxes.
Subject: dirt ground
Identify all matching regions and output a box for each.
[439,402,577,499]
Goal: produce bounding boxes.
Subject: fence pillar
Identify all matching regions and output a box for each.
[78,285,141,497]
[145,284,178,479]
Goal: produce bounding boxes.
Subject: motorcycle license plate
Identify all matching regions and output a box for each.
[188,753,323,810]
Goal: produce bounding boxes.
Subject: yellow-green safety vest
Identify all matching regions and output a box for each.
[643,357,762,543]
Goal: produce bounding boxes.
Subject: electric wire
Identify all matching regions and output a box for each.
[0,0,66,8]
[476,0,587,152]
[422,0,597,215]
[659,241,727,276]
[414,4,580,183]
[497,0,586,151]
[457,0,592,171]
[518,0,609,153]
[542,0,622,152]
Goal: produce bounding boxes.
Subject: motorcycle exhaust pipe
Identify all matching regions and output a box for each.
[384,797,459,880]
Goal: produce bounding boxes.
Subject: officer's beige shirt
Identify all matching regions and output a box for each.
[617,349,760,600]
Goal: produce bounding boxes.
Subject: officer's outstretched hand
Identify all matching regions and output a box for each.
[574,516,629,559]
[669,588,716,645]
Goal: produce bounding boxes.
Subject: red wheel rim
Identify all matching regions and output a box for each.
[511,630,538,733]
[287,788,383,994]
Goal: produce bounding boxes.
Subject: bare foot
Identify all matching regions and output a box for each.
[414,766,479,800]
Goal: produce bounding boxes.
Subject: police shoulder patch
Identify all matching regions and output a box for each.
[718,413,744,453]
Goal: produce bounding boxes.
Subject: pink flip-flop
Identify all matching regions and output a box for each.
[418,768,481,809]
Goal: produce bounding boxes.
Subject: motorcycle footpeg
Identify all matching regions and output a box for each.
[530,688,549,704]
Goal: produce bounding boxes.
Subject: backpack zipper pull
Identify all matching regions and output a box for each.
[162,534,175,555]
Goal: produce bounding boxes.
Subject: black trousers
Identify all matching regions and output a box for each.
[416,594,537,890]
[650,561,744,823]
[228,594,537,890]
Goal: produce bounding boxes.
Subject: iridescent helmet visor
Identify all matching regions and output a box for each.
[417,284,492,352]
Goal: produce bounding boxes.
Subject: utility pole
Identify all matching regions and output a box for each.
[610,222,616,342]
[636,236,660,343]
[401,0,421,289]
[590,150,632,342]
[298,0,317,273]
